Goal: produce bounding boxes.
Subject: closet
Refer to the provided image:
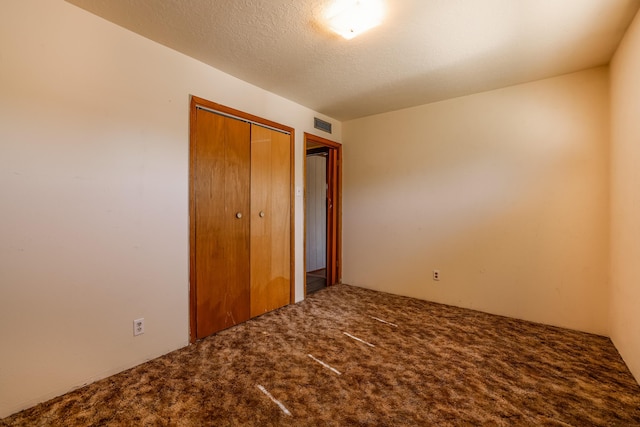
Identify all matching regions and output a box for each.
[190,97,293,341]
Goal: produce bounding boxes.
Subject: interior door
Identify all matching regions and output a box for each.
[326,148,339,286]
[194,109,251,338]
[250,124,291,317]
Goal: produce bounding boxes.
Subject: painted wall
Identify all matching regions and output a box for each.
[343,68,610,335]
[610,9,640,382]
[0,0,340,418]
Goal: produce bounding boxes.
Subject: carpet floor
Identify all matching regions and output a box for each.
[2,284,640,426]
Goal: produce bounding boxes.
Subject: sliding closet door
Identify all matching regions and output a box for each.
[250,124,291,317]
[194,109,251,338]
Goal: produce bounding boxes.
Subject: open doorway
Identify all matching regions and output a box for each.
[306,148,328,293]
[304,133,342,296]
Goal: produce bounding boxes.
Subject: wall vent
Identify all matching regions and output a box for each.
[314,117,332,134]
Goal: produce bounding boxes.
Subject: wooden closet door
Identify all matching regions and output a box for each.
[194,109,251,338]
[250,124,291,317]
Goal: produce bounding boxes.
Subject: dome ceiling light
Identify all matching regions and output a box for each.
[326,0,385,40]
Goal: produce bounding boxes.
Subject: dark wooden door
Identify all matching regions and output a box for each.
[326,147,339,286]
[193,109,251,338]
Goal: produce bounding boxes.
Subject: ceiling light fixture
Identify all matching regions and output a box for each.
[326,0,384,40]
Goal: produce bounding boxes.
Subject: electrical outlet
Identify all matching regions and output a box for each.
[133,318,145,336]
[433,270,440,281]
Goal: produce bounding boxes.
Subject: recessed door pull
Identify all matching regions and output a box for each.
[236,212,243,219]
[259,211,265,218]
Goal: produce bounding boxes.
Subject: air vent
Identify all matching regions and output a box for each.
[314,117,332,134]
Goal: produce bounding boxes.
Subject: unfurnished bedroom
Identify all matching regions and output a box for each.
[1,0,640,425]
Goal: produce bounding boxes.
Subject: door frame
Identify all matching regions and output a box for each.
[304,132,342,296]
[189,95,295,343]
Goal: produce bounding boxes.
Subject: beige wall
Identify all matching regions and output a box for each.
[0,0,340,417]
[610,10,640,382]
[343,68,610,335]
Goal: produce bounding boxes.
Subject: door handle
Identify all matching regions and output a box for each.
[236,212,243,219]
[259,211,265,218]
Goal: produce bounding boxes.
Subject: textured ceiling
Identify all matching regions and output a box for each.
[66,0,640,121]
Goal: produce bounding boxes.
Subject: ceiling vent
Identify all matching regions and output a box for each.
[314,117,332,134]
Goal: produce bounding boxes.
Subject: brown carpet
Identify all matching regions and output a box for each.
[2,284,640,426]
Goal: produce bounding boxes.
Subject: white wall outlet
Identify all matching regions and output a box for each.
[133,318,145,336]
[433,270,440,281]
